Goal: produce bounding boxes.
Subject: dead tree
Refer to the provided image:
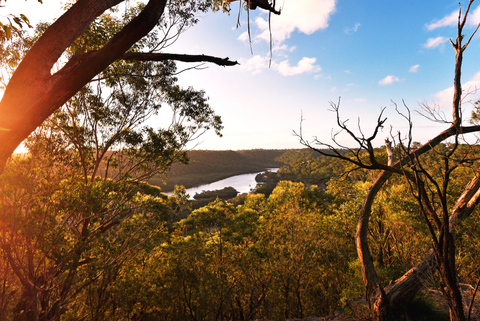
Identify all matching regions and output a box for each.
[298,1,480,320]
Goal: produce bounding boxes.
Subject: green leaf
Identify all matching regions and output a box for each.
[19,14,32,28]
[13,17,23,28]
[4,25,11,39]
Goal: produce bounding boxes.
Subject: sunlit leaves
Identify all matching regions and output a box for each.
[0,13,31,40]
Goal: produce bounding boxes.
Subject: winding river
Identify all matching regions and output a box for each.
[177,168,278,197]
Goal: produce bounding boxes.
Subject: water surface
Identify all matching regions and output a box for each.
[172,168,278,197]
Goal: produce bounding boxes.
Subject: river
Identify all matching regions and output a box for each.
[172,168,278,197]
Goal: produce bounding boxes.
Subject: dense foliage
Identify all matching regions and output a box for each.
[3,141,480,320]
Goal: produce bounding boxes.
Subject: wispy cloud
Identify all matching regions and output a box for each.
[426,7,480,31]
[272,44,297,58]
[238,55,321,76]
[354,98,367,102]
[345,70,352,74]
[344,22,361,35]
[433,70,480,107]
[314,74,331,80]
[425,10,457,31]
[343,83,356,91]
[423,36,449,49]
[409,65,420,73]
[255,0,337,44]
[273,44,296,53]
[379,75,400,85]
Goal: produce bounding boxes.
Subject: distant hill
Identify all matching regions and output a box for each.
[150,149,289,192]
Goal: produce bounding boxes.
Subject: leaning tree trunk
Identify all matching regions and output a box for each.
[356,165,480,320]
[356,169,428,321]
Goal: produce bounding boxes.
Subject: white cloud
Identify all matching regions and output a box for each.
[469,6,480,26]
[254,16,270,32]
[273,44,296,53]
[330,87,337,92]
[426,7,480,31]
[433,70,480,107]
[314,74,331,80]
[344,22,361,35]
[345,70,352,74]
[423,36,449,49]
[379,75,400,85]
[354,98,367,102]
[343,83,356,91]
[236,1,335,78]
[425,10,458,31]
[255,0,337,44]
[238,31,249,43]
[237,55,270,74]
[409,64,420,73]
[276,57,321,76]
[238,55,321,76]
[272,44,297,58]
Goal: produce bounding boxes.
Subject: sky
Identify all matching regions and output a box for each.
[5,0,480,151]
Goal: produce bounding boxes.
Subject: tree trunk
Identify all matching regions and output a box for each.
[356,169,480,320]
[0,0,168,170]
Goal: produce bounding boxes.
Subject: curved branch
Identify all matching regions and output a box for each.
[357,170,392,304]
[0,0,169,169]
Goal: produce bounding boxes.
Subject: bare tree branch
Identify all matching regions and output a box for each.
[120,52,239,66]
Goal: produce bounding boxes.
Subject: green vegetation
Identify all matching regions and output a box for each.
[5,139,480,320]
[191,186,240,210]
[406,293,449,321]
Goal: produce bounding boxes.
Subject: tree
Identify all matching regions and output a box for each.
[0,0,243,171]
[298,1,480,320]
[0,153,182,320]
[0,4,234,318]
[25,11,223,183]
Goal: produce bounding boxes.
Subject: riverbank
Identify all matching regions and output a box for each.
[149,149,287,192]
[166,168,279,197]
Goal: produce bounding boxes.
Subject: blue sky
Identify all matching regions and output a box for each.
[6,0,480,151]
[169,0,480,150]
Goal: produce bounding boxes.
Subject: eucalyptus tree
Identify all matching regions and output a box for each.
[0,2,234,320]
[0,0,247,171]
[299,1,480,320]
[25,9,223,183]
